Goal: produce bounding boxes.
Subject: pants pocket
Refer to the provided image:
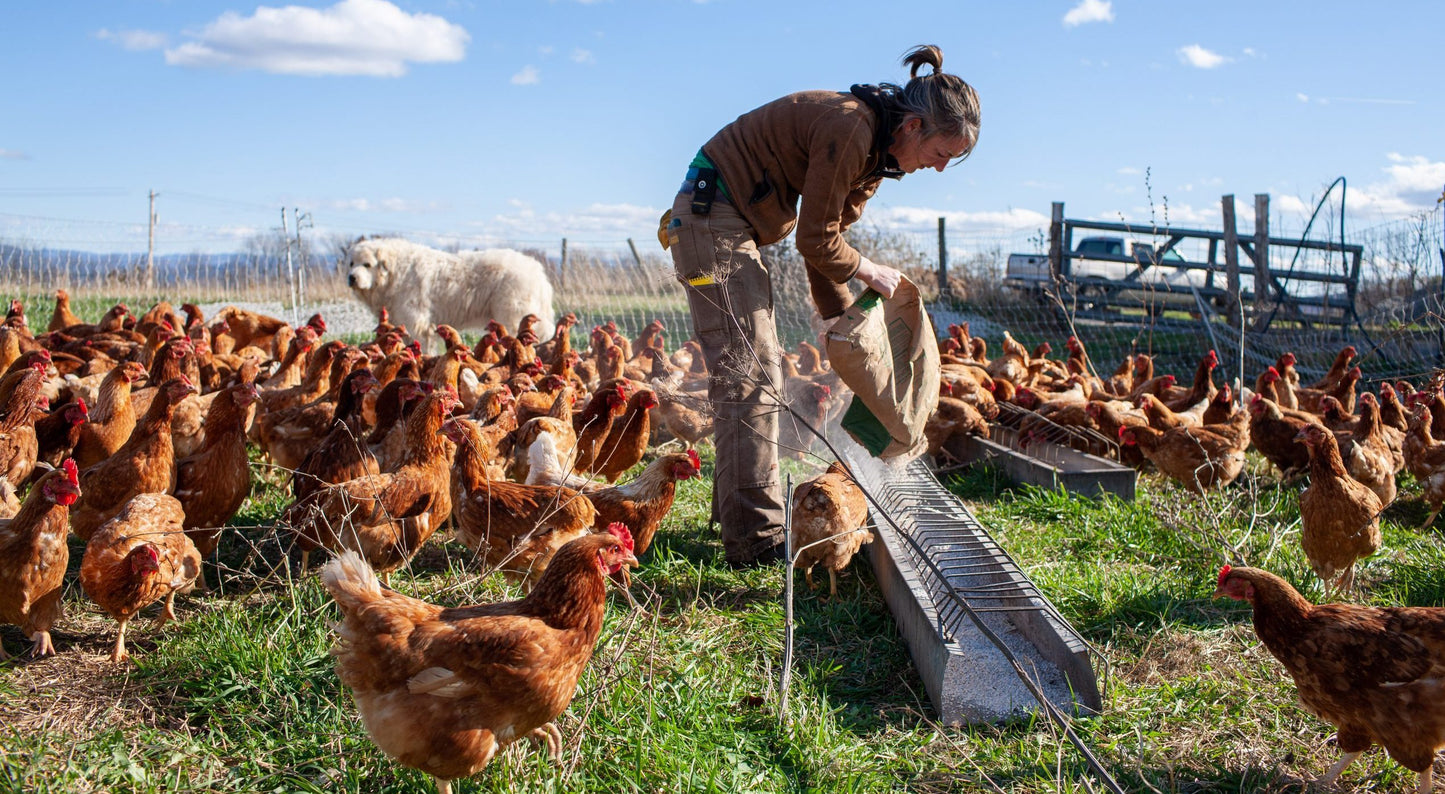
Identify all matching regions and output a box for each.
[684,280,727,337]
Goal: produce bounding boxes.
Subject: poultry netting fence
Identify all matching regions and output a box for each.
[5,199,1442,394]
[929,206,1445,395]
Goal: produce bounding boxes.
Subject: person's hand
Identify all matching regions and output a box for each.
[854,256,901,299]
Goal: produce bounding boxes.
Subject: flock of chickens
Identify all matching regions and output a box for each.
[0,290,873,793]
[934,322,1445,791]
[5,285,1445,790]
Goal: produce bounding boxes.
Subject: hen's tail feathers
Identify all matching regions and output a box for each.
[321,550,383,613]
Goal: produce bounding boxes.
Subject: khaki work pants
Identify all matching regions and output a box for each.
[668,191,786,563]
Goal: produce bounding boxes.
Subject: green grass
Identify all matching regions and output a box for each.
[3,445,1444,792]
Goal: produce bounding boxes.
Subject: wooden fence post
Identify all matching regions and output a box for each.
[1222,195,1240,327]
[627,238,643,268]
[1222,194,1244,402]
[937,217,949,300]
[1048,202,1065,282]
[1251,193,1271,331]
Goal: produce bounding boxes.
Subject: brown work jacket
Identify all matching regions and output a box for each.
[701,90,890,318]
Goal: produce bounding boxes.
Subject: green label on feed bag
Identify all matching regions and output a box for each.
[842,395,891,456]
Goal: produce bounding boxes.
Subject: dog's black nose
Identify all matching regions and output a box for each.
[348,274,358,287]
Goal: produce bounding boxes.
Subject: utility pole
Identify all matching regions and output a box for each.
[146,190,157,291]
[293,208,313,309]
[281,208,297,325]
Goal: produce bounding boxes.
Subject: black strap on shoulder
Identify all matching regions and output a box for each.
[690,167,719,215]
[849,84,905,181]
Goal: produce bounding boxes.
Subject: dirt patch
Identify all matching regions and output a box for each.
[0,611,191,739]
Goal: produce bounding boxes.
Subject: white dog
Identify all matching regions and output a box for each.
[345,237,555,351]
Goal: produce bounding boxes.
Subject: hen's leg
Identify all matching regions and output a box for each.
[298,549,311,575]
[152,592,178,630]
[1331,566,1355,599]
[528,722,563,764]
[432,778,451,794]
[28,630,55,658]
[111,618,130,663]
[1315,750,1361,787]
[0,639,10,661]
[1417,766,1433,793]
[804,568,816,591]
[829,568,838,598]
[1422,504,1441,531]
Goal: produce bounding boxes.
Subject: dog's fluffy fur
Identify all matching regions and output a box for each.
[345,238,555,351]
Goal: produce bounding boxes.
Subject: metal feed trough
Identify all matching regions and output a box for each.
[945,404,1137,501]
[844,449,1105,725]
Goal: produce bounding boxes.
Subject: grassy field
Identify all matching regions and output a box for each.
[3,443,1444,793]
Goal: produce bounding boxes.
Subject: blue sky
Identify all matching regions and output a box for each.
[2,0,1441,256]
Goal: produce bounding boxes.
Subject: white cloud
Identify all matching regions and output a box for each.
[1177,45,1230,69]
[163,0,469,77]
[1273,194,1310,216]
[1062,0,1113,27]
[486,201,662,240]
[1117,166,1140,175]
[538,45,554,56]
[511,65,540,85]
[325,197,446,213]
[869,206,1051,237]
[97,28,168,51]
[570,48,595,65]
[1097,202,1218,227]
[1296,93,1309,103]
[0,149,29,160]
[1271,154,1445,224]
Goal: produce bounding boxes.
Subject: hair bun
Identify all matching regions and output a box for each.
[902,44,944,78]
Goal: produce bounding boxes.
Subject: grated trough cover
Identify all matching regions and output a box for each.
[843,449,1105,725]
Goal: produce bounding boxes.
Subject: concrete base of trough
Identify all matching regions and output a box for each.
[843,449,1102,726]
[945,428,1136,501]
[867,521,1079,724]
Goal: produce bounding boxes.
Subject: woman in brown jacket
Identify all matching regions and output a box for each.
[665,44,980,566]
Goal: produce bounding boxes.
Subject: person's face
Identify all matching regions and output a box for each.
[889,117,972,174]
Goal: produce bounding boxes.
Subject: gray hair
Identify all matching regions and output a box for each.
[893,45,980,163]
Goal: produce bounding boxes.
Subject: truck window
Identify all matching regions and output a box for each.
[1076,239,1121,256]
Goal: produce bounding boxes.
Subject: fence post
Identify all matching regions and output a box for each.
[281,208,298,325]
[1222,195,1240,326]
[937,217,949,300]
[559,237,568,293]
[627,238,643,268]
[1222,195,1243,403]
[145,190,157,292]
[1251,193,1271,331]
[1048,202,1064,281]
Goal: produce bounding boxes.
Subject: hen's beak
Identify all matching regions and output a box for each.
[608,552,641,608]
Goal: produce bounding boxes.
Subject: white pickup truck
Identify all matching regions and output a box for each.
[1005,236,1206,308]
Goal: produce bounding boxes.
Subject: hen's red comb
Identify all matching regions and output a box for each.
[686,448,701,470]
[606,522,634,553]
[62,458,78,483]
[1217,565,1233,588]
